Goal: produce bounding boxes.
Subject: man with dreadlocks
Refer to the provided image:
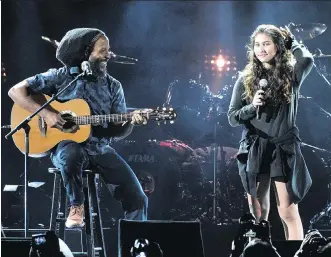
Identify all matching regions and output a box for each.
[227,25,314,240]
[8,28,148,228]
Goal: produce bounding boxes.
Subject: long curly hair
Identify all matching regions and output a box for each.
[242,24,293,104]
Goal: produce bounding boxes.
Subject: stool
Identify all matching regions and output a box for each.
[48,167,107,257]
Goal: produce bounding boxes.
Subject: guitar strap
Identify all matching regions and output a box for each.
[106,75,116,112]
[106,75,112,88]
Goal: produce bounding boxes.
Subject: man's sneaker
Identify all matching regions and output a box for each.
[65,204,85,228]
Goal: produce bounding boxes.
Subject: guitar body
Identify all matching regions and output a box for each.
[11,97,91,157]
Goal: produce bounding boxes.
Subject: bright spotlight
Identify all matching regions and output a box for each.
[215,56,225,68]
[204,48,237,77]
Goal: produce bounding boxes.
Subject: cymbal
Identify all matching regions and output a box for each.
[288,23,327,41]
[127,107,139,111]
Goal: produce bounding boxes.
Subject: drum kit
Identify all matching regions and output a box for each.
[116,23,331,226]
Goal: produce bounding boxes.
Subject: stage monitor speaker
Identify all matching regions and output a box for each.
[273,240,302,257]
[119,220,205,257]
[1,237,31,257]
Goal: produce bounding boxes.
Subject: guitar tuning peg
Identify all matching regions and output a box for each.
[170,120,175,124]
[169,107,173,111]
[162,107,166,111]
[164,121,166,125]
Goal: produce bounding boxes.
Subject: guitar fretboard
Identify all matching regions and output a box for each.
[71,113,151,125]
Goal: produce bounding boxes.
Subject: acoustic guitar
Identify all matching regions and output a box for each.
[10,95,177,157]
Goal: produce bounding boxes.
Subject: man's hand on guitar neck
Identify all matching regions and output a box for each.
[130,109,152,126]
[41,109,67,130]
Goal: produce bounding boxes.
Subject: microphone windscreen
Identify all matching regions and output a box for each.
[259,79,268,89]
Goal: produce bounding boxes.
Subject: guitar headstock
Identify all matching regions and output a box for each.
[151,107,177,125]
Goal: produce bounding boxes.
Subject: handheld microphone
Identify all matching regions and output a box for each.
[257,79,268,120]
[81,61,93,76]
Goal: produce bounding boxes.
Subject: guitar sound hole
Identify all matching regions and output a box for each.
[61,113,78,133]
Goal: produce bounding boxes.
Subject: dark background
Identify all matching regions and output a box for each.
[2,0,331,256]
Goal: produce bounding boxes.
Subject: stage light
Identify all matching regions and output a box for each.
[204,49,237,78]
[215,56,225,68]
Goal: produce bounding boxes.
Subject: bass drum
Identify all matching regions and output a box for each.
[115,140,189,220]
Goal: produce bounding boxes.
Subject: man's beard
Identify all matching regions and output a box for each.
[89,60,108,77]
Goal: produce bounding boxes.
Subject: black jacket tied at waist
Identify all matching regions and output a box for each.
[236,126,312,204]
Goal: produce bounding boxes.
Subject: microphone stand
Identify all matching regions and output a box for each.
[5,70,86,237]
[313,62,331,86]
[210,121,233,225]
[211,122,219,223]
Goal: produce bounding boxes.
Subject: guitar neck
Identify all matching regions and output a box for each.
[72,112,150,125]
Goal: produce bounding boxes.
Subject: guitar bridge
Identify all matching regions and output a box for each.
[38,116,47,137]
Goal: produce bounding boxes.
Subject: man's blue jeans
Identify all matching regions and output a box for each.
[51,140,148,221]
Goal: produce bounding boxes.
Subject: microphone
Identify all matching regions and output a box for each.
[81,61,93,76]
[112,53,138,62]
[41,36,60,48]
[257,79,268,120]
[110,53,138,65]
